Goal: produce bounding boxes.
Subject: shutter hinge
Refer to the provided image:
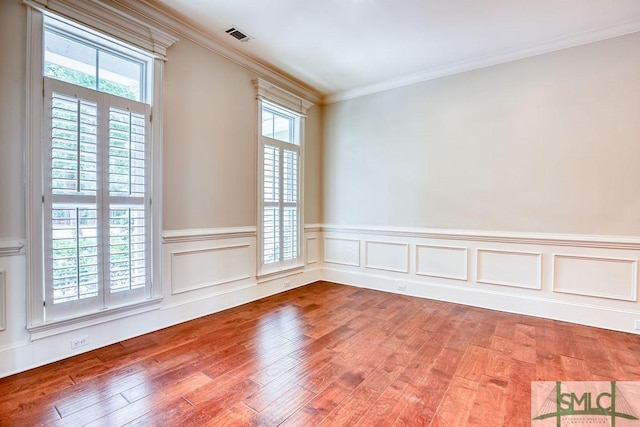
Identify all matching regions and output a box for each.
[43,301,46,307]
[42,195,44,203]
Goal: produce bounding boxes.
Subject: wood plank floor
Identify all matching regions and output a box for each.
[1,281,639,426]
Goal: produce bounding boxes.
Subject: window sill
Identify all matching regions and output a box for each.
[27,296,163,340]
[257,264,305,284]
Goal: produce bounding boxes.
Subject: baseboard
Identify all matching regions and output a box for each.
[323,267,640,334]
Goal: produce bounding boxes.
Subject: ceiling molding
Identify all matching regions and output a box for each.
[324,19,640,104]
[24,0,178,57]
[109,0,322,105]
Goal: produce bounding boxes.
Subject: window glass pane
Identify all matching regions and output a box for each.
[45,30,97,91]
[44,16,150,103]
[274,114,292,143]
[262,109,274,138]
[262,105,296,144]
[99,51,143,101]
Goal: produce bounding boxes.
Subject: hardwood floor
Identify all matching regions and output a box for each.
[1,281,639,426]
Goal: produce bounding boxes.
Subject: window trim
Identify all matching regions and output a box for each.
[24,1,176,332]
[254,79,313,278]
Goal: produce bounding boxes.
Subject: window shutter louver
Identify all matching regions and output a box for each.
[263,143,281,264]
[282,149,298,261]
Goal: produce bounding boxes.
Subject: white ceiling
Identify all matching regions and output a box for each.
[147,0,640,101]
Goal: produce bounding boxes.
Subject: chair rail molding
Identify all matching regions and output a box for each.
[0,240,25,257]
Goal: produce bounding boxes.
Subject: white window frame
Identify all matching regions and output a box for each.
[25,0,177,332]
[254,79,313,278]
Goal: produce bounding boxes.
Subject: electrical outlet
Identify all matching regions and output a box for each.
[635,320,640,331]
[397,285,407,292]
[71,335,89,349]
[283,281,291,289]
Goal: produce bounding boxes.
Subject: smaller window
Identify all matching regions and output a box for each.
[259,101,302,270]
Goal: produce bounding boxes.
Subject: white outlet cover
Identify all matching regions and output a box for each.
[71,335,89,349]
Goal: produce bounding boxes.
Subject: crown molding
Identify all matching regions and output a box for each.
[24,0,178,57]
[110,0,322,105]
[324,19,640,104]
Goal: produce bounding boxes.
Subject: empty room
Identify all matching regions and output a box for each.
[1,0,640,425]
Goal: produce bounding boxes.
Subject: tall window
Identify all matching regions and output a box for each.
[26,5,175,328]
[255,79,312,275]
[42,16,151,320]
[261,102,300,265]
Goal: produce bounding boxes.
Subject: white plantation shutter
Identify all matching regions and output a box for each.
[106,100,150,306]
[282,149,298,261]
[263,143,280,263]
[43,78,151,320]
[259,100,303,271]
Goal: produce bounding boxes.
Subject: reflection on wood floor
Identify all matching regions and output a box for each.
[1,281,639,426]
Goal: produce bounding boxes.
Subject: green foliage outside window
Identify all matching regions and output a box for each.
[45,63,137,100]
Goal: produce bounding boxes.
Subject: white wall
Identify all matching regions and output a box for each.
[324,32,640,236]
[0,0,26,239]
[0,0,323,378]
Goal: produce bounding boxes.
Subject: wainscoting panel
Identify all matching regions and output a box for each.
[171,244,252,295]
[306,237,318,265]
[476,249,542,290]
[553,255,638,301]
[365,241,409,273]
[324,237,360,267]
[321,225,640,334]
[322,226,640,333]
[416,245,468,281]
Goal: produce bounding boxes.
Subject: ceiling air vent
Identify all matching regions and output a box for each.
[225,27,251,42]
